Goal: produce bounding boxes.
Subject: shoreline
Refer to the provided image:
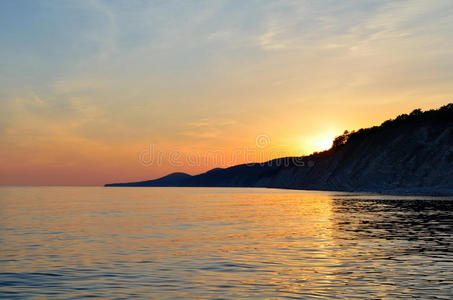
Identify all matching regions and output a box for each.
[104,184,453,197]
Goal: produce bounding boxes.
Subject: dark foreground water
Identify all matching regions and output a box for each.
[0,187,452,299]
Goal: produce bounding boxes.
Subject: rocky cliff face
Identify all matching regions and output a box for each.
[284,119,453,194]
[106,104,453,195]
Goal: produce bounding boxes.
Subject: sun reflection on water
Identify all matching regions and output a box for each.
[0,187,452,298]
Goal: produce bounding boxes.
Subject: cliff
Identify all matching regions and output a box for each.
[106,104,453,195]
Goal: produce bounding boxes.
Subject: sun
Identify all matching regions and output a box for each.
[303,129,339,154]
[313,136,334,152]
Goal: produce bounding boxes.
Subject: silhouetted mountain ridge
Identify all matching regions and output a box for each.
[106,104,453,195]
[106,172,191,187]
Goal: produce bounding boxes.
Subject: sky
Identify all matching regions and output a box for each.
[1,0,453,186]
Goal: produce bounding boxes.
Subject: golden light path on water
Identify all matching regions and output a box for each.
[0,187,452,298]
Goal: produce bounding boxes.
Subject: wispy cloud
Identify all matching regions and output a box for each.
[1,0,453,184]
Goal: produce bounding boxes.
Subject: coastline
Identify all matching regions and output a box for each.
[104,184,453,197]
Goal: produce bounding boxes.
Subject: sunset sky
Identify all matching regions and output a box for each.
[1,0,453,185]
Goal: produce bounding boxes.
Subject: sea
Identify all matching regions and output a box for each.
[0,187,452,299]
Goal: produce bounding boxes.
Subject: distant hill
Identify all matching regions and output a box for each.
[106,104,453,195]
[105,172,190,187]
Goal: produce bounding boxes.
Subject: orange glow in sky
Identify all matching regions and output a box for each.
[1,1,453,185]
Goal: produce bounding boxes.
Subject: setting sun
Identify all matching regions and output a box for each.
[303,129,340,153]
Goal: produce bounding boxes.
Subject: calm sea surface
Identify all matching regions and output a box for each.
[0,187,452,299]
